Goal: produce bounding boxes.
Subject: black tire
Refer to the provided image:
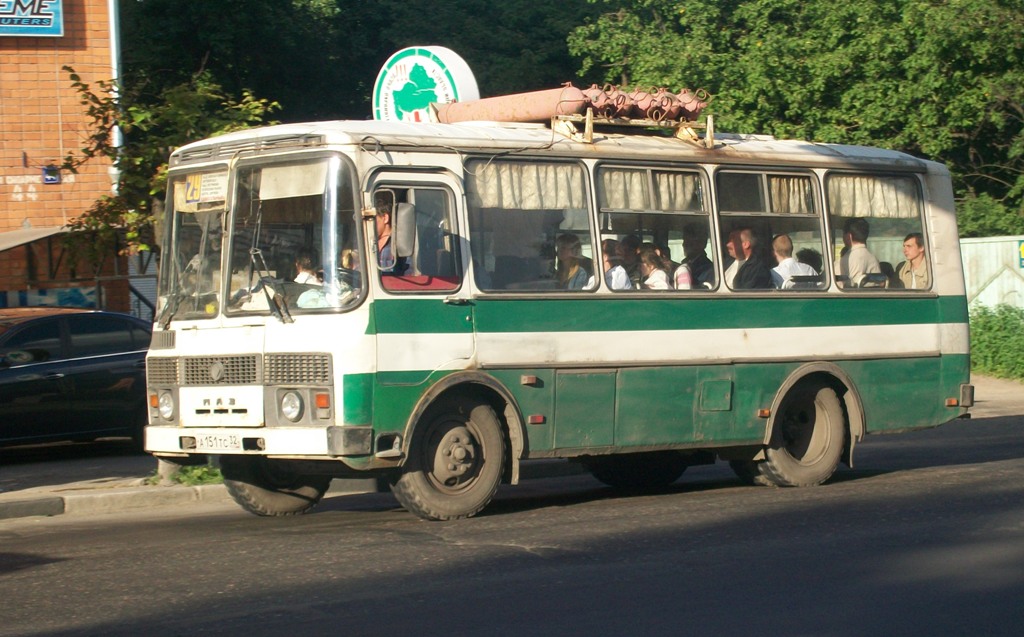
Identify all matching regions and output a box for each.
[219,455,331,516]
[584,451,688,490]
[759,382,845,487]
[390,397,505,521]
[728,459,773,487]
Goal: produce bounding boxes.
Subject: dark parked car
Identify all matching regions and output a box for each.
[0,307,151,447]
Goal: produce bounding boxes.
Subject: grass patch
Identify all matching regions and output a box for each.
[970,304,1024,381]
[147,462,223,486]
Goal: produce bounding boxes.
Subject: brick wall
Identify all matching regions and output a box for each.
[0,0,128,308]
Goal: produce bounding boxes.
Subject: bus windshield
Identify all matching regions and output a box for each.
[158,156,362,324]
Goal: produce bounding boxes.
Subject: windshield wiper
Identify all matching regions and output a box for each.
[244,247,293,324]
[157,254,198,329]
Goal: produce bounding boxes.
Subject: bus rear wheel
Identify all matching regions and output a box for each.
[584,451,688,490]
[390,397,505,521]
[759,382,845,487]
[220,456,331,516]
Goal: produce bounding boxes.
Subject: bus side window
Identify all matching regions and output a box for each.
[466,160,594,293]
[597,166,711,292]
[716,172,823,291]
[826,174,928,291]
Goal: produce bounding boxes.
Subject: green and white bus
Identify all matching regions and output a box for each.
[145,116,974,520]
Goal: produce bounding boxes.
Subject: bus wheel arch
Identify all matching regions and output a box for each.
[392,373,523,520]
[766,364,864,486]
[768,363,865,465]
[731,364,863,488]
[405,372,526,482]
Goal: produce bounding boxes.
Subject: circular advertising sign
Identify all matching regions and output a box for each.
[372,46,480,122]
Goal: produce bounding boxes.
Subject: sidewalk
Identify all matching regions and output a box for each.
[1,374,1018,521]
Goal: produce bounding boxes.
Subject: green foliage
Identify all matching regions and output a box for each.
[61,67,278,258]
[147,463,224,486]
[970,304,1024,381]
[957,192,1024,238]
[569,0,1024,237]
[120,0,604,122]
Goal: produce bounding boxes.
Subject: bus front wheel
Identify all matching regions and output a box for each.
[390,397,505,521]
[759,382,845,487]
[220,456,331,516]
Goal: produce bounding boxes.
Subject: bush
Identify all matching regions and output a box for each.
[970,304,1024,380]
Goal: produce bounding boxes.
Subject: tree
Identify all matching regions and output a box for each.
[118,0,604,123]
[568,0,1024,236]
[61,67,279,259]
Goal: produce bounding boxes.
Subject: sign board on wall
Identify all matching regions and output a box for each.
[372,47,479,122]
[0,0,64,37]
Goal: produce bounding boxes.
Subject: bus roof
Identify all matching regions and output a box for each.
[170,119,931,172]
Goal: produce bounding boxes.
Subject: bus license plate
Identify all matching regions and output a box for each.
[195,434,241,451]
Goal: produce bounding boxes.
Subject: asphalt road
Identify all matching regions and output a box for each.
[1,411,1022,637]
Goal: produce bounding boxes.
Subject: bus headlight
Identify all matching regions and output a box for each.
[158,392,175,420]
[281,391,304,422]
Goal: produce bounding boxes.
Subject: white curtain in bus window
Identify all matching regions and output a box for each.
[655,171,701,211]
[826,175,919,218]
[768,176,813,214]
[599,168,648,210]
[598,168,701,211]
[467,161,585,211]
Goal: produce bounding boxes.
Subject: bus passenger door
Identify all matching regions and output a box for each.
[369,175,475,385]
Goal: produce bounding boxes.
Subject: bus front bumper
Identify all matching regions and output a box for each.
[145,425,374,457]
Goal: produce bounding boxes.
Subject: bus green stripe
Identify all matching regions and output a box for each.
[370,295,968,334]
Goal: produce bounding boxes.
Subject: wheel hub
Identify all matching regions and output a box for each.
[431,425,478,488]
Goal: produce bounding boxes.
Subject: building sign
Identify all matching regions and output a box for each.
[1019,240,1024,269]
[0,0,64,37]
[372,46,479,122]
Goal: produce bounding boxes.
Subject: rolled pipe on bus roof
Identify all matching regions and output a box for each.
[433,84,588,124]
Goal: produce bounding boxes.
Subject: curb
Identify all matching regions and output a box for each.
[0,484,232,520]
[0,460,587,522]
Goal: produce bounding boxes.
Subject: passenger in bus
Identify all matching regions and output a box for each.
[729,228,773,289]
[376,202,408,274]
[895,232,930,289]
[618,234,642,287]
[294,252,321,285]
[836,217,881,287]
[555,234,591,290]
[638,245,671,289]
[770,234,818,289]
[723,230,743,287]
[674,223,714,289]
[588,238,633,290]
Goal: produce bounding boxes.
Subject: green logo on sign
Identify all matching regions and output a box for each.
[373,47,479,122]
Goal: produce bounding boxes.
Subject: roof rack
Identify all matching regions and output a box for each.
[552,109,715,149]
